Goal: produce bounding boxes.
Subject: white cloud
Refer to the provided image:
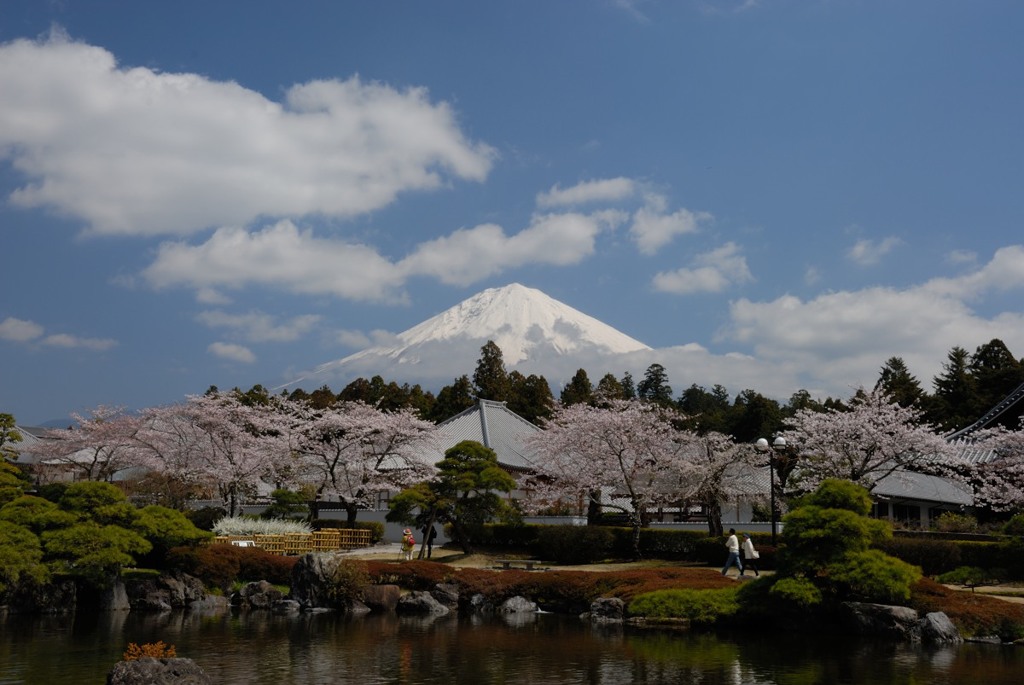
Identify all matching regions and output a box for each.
[946,249,978,266]
[923,245,1024,299]
[0,317,44,342]
[208,342,256,364]
[0,34,494,236]
[629,192,712,255]
[0,317,115,350]
[652,242,753,295]
[197,310,321,343]
[334,330,373,349]
[400,211,621,285]
[846,236,903,266]
[144,210,625,299]
[720,247,1024,396]
[196,288,232,306]
[41,333,118,351]
[536,177,636,208]
[143,221,408,302]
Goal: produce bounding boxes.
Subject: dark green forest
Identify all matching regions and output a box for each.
[274,338,1024,440]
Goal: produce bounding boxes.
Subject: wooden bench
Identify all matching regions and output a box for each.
[495,559,544,571]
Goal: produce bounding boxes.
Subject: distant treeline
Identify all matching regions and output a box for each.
[226,338,1023,440]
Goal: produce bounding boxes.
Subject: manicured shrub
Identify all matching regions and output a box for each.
[213,516,311,536]
[628,588,739,625]
[166,543,296,589]
[479,523,541,548]
[938,566,993,587]
[934,511,978,533]
[236,549,297,585]
[536,525,614,564]
[327,559,370,606]
[167,543,241,591]
[828,549,921,604]
[769,577,822,608]
[1003,513,1024,537]
[877,536,962,576]
[187,506,227,532]
[635,528,707,560]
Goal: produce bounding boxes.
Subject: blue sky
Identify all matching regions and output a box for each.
[2,1,1023,426]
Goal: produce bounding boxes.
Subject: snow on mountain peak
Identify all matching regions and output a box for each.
[296,283,650,387]
[396,283,650,363]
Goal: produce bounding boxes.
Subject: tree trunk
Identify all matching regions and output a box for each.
[451,519,474,554]
[705,497,724,538]
[345,502,359,527]
[417,510,439,560]
[586,490,602,525]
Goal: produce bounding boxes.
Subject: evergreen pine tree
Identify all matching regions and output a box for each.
[927,346,979,431]
[874,357,925,408]
[560,369,594,406]
[637,363,673,406]
[472,341,511,401]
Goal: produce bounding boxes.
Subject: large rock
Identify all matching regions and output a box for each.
[100,578,131,612]
[290,553,354,610]
[362,584,401,612]
[498,596,538,614]
[396,590,450,615]
[107,657,211,684]
[6,578,77,614]
[467,593,494,614]
[842,603,963,643]
[920,611,963,643]
[841,602,922,641]
[232,580,284,610]
[584,597,625,623]
[431,583,461,610]
[126,572,209,612]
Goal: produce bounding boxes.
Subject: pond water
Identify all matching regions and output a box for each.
[2,608,1023,685]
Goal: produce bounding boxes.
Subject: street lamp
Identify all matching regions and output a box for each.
[755,436,786,545]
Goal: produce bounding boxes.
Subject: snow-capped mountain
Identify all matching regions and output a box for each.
[286,283,651,390]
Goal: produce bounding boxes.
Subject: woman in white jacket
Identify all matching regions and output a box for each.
[740,532,760,577]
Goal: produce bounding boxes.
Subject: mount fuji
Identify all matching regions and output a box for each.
[285,283,653,391]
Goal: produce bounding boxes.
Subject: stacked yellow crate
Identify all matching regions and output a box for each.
[312,529,341,551]
[256,534,285,555]
[284,532,313,555]
[338,528,372,550]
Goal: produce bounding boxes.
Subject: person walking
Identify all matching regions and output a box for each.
[722,528,743,577]
[739,532,760,577]
[422,523,438,559]
[401,528,416,561]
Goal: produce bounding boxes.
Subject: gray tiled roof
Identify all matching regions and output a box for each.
[872,470,973,506]
[434,399,541,472]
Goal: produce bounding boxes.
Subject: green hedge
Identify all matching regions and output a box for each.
[535,525,615,564]
[878,536,1024,580]
[471,523,777,567]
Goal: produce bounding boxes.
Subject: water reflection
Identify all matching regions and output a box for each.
[1,609,1022,685]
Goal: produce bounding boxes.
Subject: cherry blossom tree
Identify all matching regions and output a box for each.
[685,431,758,538]
[525,399,698,557]
[779,387,960,494]
[289,399,438,525]
[21,406,144,482]
[132,393,291,516]
[962,419,1024,511]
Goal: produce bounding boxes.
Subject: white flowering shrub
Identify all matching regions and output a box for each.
[213,516,312,536]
